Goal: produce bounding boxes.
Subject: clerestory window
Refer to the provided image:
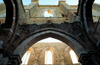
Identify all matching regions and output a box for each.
[69,50,79,64]
[21,51,30,65]
[45,50,53,64]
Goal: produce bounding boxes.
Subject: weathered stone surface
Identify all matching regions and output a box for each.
[25,2,38,17]
[0,0,100,65]
[0,3,6,11]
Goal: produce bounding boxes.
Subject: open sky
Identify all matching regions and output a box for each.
[0,0,100,5]
[38,37,62,42]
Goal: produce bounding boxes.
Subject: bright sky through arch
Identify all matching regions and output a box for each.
[38,37,62,42]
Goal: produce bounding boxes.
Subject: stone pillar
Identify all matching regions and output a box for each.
[0,53,3,60]
[7,55,22,65]
[0,48,22,65]
[33,60,38,65]
[61,60,65,65]
[79,51,100,65]
[60,56,66,65]
[0,41,3,61]
[0,57,9,65]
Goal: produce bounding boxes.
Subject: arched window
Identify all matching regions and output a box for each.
[21,51,30,65]
[69,50,79,64]
[44,10,53,17]
[45,50,53,64]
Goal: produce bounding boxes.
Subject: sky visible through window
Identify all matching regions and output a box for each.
[0,0,100,5]
[38,37,62,42]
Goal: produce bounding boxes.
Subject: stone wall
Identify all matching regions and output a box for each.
[0,3,6,16]
[0,3,6,11]
[59,2,77,22]
[60,2,70,15]
[26,17,67,24]
[92,3,100,22]
[93,3,100,12]
[25,2,38,17]
[26,42,81,65]
[31,6,63,17]
[0,3,6,23]
[23,1,78,24]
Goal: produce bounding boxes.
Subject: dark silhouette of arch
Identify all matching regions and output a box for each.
[14,28,87,58]
[1,0,100,65]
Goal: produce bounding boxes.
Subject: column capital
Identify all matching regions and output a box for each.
[79,51,100,65]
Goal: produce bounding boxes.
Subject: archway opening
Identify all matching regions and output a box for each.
[20,37,82,65]
[14,29,87,65]
[21,51,30,65]
[69,50,79,64]
[0,0,6,24]
[38,37,62,42]
[45,50,53,64]
[44,10,53,17]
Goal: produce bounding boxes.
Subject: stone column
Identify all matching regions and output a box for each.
[60,56,66,65]
[79,51,100,65]
[33,60,38,65]
[61,60,65,65]
[7,55,22,65]
[0,48,22,65]
[33,56,39,65]
[0,57,9,65]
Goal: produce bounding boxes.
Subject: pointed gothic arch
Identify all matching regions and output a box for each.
[1,0,100,65]
[45,47,53,64]
[14,28,87,59]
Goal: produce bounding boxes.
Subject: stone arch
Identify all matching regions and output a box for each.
[14,28,87,59]
[1,0,100,65]
[78,0,95,32]
[77,0,100,46]
[2,0,16,35]
[2,0,26,37]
